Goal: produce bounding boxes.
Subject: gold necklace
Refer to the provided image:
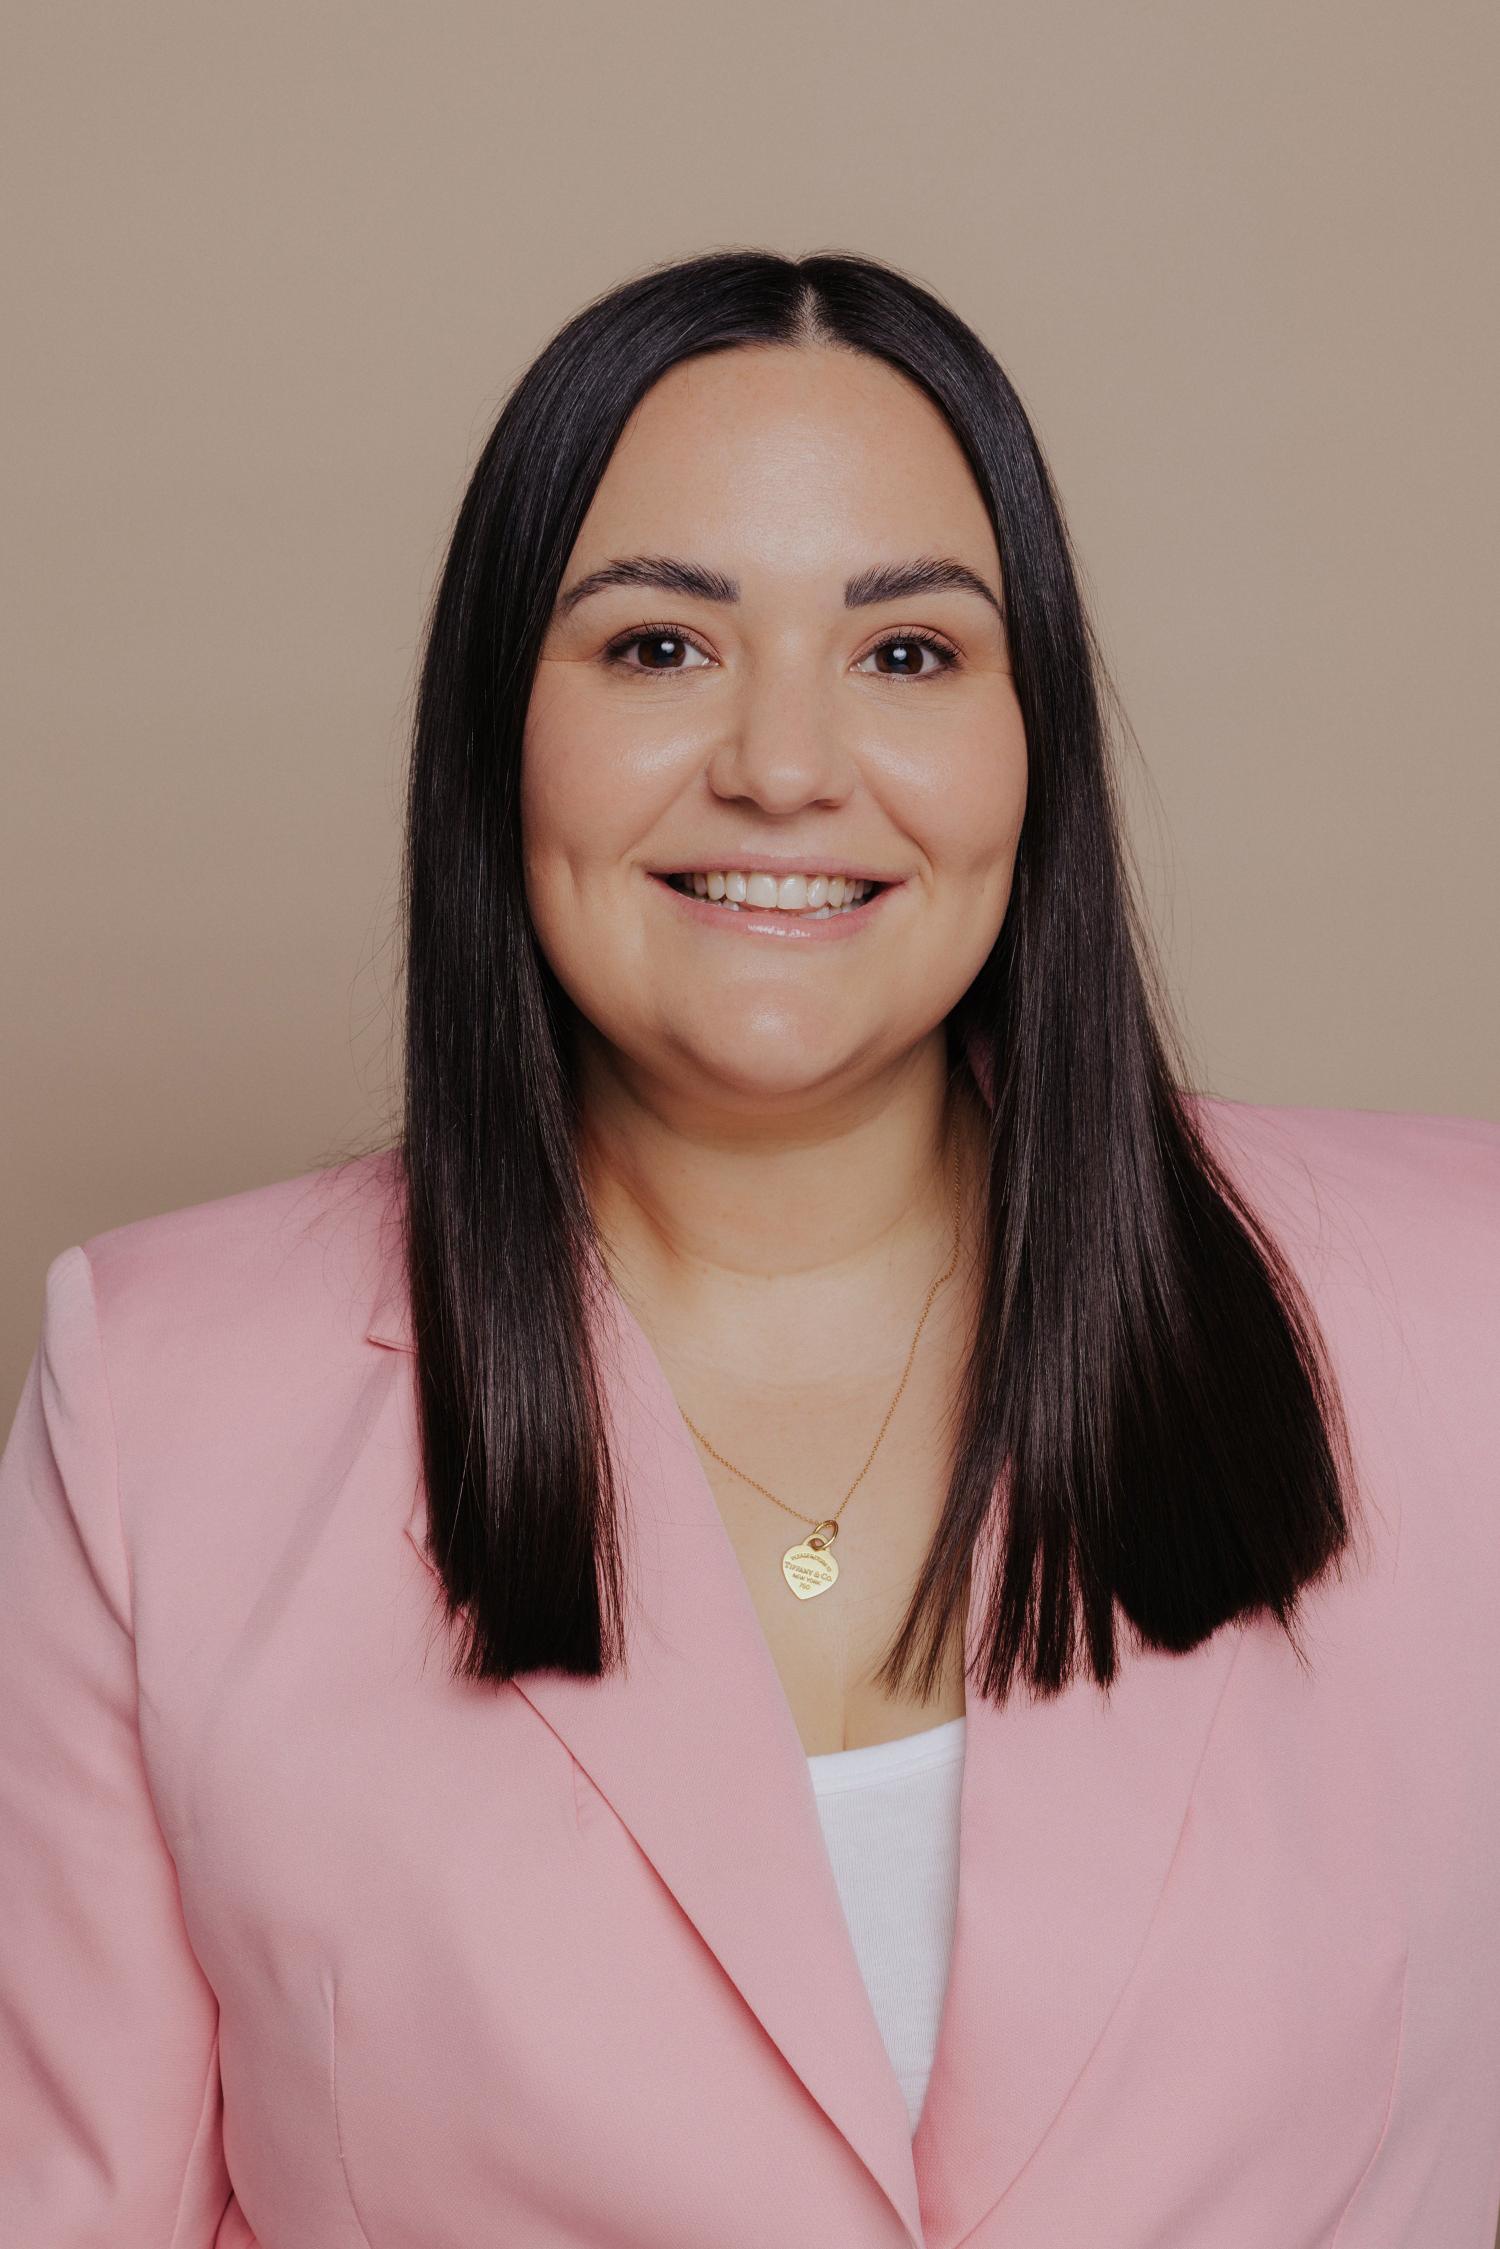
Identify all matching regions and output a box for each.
[678,1132,964,1600]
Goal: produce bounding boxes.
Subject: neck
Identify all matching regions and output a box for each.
[572,1027,989,1371]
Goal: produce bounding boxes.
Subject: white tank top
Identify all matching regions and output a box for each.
[806,1714,967,2133]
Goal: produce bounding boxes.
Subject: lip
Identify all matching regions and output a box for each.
[648,870,904,942]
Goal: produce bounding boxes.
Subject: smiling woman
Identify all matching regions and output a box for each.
[2,247,1498,2249]
[415,263,1342,1712]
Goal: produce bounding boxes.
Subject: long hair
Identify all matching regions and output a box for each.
[393,246,1360,1705]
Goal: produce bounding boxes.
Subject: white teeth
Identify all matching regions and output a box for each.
[668,870,876,916]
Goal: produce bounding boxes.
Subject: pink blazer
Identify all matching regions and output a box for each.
[2,1095,1498,2248]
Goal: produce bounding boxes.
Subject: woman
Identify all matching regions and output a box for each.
[1,249,1496,2248]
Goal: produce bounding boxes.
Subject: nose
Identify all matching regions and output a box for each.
[702,661,856,815]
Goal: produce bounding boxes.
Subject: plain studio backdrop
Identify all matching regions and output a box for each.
[2,5,1495,1407]
[1,6,1497,2238]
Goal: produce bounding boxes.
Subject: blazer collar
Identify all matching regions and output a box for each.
[362,1045,1247,2246]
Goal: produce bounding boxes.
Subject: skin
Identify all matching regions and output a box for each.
[522,342,1028,1749]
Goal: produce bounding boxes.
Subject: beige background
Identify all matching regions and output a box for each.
[4,0,1497,1426]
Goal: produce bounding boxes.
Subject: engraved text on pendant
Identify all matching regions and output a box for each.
[782,1525,840,1600]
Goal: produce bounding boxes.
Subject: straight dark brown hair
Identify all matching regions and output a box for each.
[381,246,1362,1708]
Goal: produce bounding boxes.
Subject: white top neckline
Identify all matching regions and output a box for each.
[805,1711,966,1787]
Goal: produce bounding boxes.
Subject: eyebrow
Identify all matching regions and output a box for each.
[554,552,1005,624]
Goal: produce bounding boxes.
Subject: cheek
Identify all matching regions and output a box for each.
[519,713,607,877]
[911,712,1028,884]
[521,676,689,884]
[518,709,656,1026]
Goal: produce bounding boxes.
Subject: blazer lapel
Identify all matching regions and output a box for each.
[912,1581,1245,2245]
[369,1263,928,2247]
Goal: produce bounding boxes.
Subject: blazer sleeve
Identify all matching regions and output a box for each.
[0,1245,231,2244]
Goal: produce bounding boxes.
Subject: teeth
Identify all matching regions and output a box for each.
[672,870,877,915]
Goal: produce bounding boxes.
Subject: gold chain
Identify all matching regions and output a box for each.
[678,1125,963,1592]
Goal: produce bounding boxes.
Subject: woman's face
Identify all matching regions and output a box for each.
[523,343,1026,1115]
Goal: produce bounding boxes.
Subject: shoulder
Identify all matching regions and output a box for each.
[19,1150,404,1619]
[1190,1091,1500,1210]
[71,1146,402,1440]
[1186,1093,1500,1306]
[1188,1095,1498,1549]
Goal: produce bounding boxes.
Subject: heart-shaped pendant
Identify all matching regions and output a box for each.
[781,1521,840,1600]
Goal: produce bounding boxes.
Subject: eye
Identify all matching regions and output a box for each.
[599,621,963,681]
[602,623,715,678]
[854,629,961,681]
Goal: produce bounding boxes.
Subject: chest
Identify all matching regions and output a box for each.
[691,1418,972,1757]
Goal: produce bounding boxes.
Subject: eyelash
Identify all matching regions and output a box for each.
[600,621,962,681]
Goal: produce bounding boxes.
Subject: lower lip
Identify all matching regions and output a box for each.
[650,873,903,941]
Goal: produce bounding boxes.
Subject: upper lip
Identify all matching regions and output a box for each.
[646,854,905,884]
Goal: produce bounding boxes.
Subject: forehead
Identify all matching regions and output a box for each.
[574,344,999,581]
